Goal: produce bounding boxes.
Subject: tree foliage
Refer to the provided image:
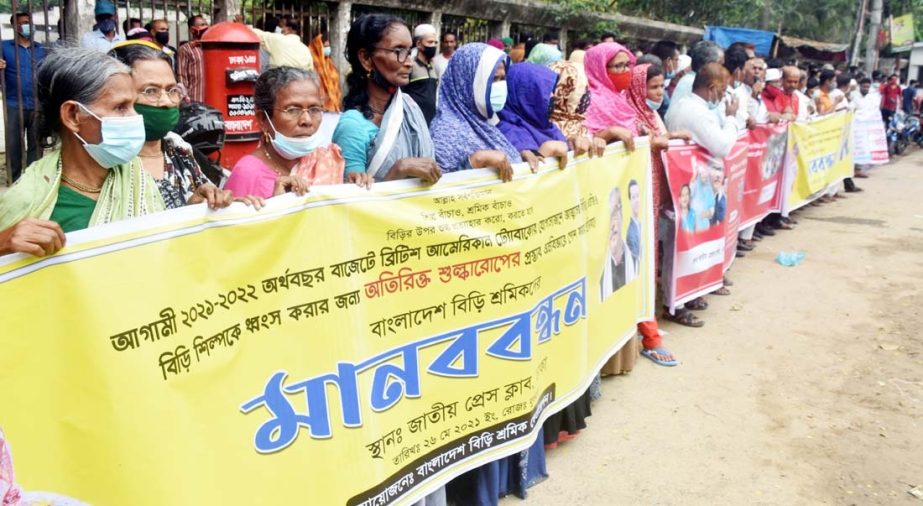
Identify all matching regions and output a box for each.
[554,0,862,44]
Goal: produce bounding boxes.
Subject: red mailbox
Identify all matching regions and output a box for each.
[201,22,262,169]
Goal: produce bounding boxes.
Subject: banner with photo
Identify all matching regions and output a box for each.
[662,142,729,308]
[740,123,788,229]
[782,112,854,214]
[0,144,654,506]
[721,135,748,273]
[852,110,889,166]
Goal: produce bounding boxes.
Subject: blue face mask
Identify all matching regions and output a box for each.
[665,70,675,80]
[490,80,508,114]
[706,89,721,111]
[74,103,145,169]
[265,112,321,160]
[323,46,331,57]
[19,23,31,38]
[646,98,663,111]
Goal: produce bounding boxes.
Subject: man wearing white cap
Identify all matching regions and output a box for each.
[402,24,439,125]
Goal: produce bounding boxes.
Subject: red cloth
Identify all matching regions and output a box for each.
[762,85,798,114]
[627,64,662,138]
[881,84,901,111]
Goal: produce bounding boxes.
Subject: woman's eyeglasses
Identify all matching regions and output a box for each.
[140,86,183,104]
[374,46,413,63]
[277,106,325,119]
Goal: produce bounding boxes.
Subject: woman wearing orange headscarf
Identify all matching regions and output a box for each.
[309,33,341,112]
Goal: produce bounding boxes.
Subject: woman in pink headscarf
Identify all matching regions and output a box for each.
[583,42,639,137]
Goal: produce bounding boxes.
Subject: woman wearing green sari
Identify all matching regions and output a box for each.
[0,47,164,257]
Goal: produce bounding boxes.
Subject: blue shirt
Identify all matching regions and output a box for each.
[332,109,380,175]
[2,40,45,109]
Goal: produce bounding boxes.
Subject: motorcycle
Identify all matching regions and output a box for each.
[887,110,909,156]
[902,112,921,149]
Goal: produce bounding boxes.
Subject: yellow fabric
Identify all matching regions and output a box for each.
[252,29,313,71]
[0,143,654,505]
[785,111,854,212]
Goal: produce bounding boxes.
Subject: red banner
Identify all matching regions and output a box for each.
[663,143,727,308]
[740,123,787,230]
[722,136,748,272]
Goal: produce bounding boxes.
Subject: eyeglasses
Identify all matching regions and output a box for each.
[374,46,413,63]
[140,86,183,104]
[277,106,325,119]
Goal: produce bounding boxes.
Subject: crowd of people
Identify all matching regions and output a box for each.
[0,8,906,505]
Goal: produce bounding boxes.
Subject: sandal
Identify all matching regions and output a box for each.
[641,347,679,366]
[684,297,708,311]
[662,308,705,327]
[713,287,731,296]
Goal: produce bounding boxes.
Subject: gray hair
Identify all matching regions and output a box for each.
[37,45,130,141]
[689,40,723,73]
[254,66,321,113]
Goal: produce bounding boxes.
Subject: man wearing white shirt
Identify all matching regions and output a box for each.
[665,63,739,158]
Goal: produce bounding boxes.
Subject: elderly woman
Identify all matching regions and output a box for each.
[109,41,253,210]
[332,14,439,184]
[225,66,348,199]
[0,47,164,257]
[429,43,519,181]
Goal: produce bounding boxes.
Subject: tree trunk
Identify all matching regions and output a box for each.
[761,0,771,30]
[851,0,868,67]
[865,0,883,73]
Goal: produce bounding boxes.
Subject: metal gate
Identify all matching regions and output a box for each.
[242,0,330,42]
[350,4,423,31]
[440,14,489,44]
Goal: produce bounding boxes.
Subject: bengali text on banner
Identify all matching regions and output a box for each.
[0,144,654,506]
[782,111,854,214]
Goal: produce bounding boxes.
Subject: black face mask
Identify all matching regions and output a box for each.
[421,45,437,59]
[155,31,170,46]
[370,65,397,94]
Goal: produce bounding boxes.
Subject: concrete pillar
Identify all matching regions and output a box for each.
[331,1,352,88]
[65,0,94,43]
[558,30,568,52]
[211,0,240,23]
[430,10,443,38]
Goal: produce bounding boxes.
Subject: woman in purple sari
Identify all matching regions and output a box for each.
[496,62,605,171]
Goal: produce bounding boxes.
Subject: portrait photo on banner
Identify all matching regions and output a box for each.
[676,155,727,235]
[599,182,640,301]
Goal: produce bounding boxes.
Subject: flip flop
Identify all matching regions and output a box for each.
[641,347,679,367]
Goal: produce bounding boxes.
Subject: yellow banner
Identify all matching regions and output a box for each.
[0,143,653,505]
[783,111,854,213]
[891,13,915,52]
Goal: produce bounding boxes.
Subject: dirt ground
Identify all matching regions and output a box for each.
[505,149,923,505]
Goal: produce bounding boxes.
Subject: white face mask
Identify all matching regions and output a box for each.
[73,103,146,169]
[265,111,321,160]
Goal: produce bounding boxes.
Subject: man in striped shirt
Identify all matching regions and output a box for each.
[177,15,209,103]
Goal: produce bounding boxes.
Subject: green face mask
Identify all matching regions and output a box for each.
[134,103,180,141]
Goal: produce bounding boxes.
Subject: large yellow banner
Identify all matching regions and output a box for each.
[0,142,653,505]
[783,111,854,213]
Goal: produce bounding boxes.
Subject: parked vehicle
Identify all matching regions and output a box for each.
[887,110,908,156]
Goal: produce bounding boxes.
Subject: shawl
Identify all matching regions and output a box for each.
[526,43,563,66]
[366,88,435,181]
[0,149,165,232]
[497,62,566,152]
[568,49,586,65]
[583,42,637,135]
[308,34,341,112]
[763,84,798,114]
[430,43,522,172]
[626,63,664,136]
[548,61,589,138]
